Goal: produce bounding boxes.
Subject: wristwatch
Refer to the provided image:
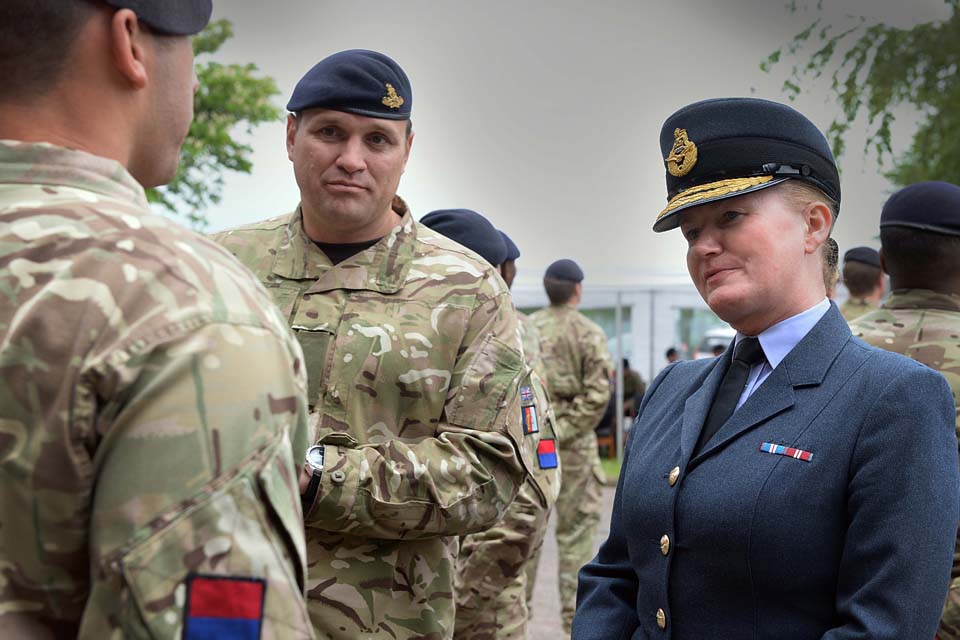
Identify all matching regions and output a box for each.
[302,444,324,511]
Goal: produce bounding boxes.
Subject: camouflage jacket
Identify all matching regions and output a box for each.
[517,314,561,508]
[529,304,612,445]
[0,141,313,638]
[840,297,877,322]
[849,289,960,432]
[518,312,547,385]
[213,203,529,639]
[849,288,960,639]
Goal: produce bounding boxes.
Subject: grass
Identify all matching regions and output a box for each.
[600,457,622,485]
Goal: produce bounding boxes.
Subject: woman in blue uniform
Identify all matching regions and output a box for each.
[572,97,960,639]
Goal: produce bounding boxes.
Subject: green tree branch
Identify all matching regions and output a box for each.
[146,19,281,228]
[762,1,960,186]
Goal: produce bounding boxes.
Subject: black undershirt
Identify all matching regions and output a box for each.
[314,238,382,265]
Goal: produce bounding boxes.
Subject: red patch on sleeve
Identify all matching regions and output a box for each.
[187,575,265,620]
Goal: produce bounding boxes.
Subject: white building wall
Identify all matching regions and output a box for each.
[512,282,713,385]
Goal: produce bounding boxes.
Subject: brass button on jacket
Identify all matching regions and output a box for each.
[660,534,671,556]
[656,608,667,630]
[668,466,680,486]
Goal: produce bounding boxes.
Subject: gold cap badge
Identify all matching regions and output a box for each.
[381,83,404,110]
[665,128,698,177]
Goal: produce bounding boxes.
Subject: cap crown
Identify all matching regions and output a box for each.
[655,97,840,232]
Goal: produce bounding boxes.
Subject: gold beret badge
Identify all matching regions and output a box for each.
[665,128,698,177]
[381,83,404,110]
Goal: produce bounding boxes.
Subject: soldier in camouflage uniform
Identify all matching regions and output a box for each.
[839,246,884,321]
[500,230,550,386]
[823,237,840,299]
[848,181,960,639]
[418,211,561,639]
[213,52,530,640]
[529,259,612,635]
[0,2,314,637]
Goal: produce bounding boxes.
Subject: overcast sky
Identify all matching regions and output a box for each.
[200,0,949,288]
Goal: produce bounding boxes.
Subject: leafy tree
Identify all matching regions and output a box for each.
[147,19,281,227]
[761,1,960,186]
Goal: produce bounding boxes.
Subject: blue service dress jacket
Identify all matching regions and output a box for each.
[572,305,960,639]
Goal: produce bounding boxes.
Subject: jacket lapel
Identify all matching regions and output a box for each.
[688,303,853,464]
[695,365,796,460]
[679,355,728,468]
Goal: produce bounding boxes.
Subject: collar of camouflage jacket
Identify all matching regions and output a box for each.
[884,289,960,313]
[0,139,148,208]
[272,195,416,294]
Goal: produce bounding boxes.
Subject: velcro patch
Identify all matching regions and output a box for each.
[184,574,265,640]
[537,439,558,469]
[522,405,539,435]
[520,385,534,404]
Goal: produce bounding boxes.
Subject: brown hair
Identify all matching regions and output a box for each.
[543,277,577,305]
[0,0,96,102]
[842,260,882,297]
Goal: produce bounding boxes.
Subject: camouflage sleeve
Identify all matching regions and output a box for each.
[78,323,314,638]
[302,291,528,540]
[520,317,550,389]
[566,325,613,436]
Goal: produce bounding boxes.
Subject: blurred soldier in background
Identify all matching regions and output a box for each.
[621,358,647,418]
[213,51,529,639]
[823,237,840,298]
[530,259,612,634]
[849,181,960,639]
[0,1,314,637]
[420,210,560,640]
[839,246,883,320]
[500,230,549,384]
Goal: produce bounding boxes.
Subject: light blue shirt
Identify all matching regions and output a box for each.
[734,298,831,410]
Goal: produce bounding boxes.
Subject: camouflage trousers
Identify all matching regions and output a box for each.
[454,478,551,640]
[526,433,602,635]
[941,574,960,639]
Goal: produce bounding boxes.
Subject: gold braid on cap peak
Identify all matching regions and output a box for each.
[657,176,774,221]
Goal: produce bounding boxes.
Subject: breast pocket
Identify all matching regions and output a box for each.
[292,325,335,410]
[334,299,464,441]
[119,439,311,639]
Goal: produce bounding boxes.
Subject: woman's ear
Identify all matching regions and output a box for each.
[803,201,833,255]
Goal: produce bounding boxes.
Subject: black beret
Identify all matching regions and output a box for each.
[654,97,841,232]
[843,246,881,268]
[545,259,584,283]
[287,49,412,120]
[420,209,507,266]
[880,181,960,237]
[103,0,212,36]
[500,231,521,261]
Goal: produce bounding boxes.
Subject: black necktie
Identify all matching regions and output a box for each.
[695,337,766,455]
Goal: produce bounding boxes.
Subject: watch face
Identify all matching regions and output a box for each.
[306,445,324,468]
